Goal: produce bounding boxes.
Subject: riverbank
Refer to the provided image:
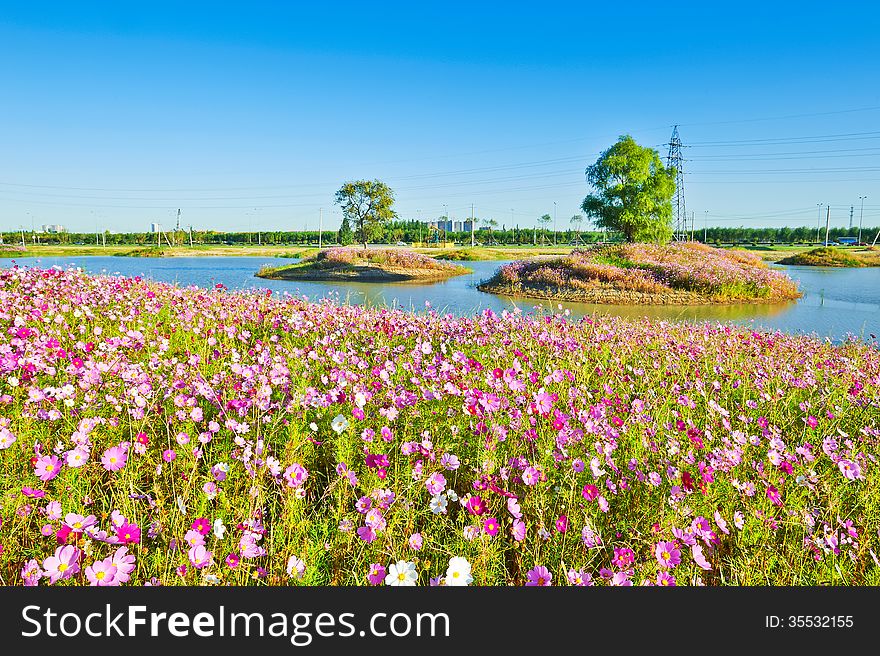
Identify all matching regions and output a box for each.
[256,246,470,282]
[776,246,880,267]
[478,242,802,305]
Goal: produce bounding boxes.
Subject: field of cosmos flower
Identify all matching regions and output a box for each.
[1,265,879,587]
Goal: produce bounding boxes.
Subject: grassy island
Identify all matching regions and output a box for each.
[255,246,470,282]
[777,246,880,267]
[478,242,802,305]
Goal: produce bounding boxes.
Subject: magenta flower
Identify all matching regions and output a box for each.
[225,553,240,568]
[766,485,783,507]
[612,547,635,569]
[114,522,141,544]
[85,557,118,586]
[42,545,80,583]
[367,563,386,585]
[34,455,61,482]
[465,495,486,516]
[357,526,377,543]
[555,515,568,533]
[100,445,128,472]
[483,517,500,537]
[22,559,43,586]
[654,541,681,568]
[581,484,599,501]
[525,565,552,586]
[191,517,211,535]
[162,449,176,462]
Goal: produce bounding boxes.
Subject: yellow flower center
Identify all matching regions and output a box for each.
[58,563,68,572]
[96,571,105,580]
[397,572,406,581]
[662,551,670,560]
[46,465,55,472]
[452,571,460,579]
[73,522,82,529]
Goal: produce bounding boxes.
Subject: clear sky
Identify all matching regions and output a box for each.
[2,1,880,235]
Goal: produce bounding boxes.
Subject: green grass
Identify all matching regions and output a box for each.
[777,247,872,267]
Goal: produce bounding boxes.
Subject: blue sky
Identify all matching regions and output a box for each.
[2,1,880,234]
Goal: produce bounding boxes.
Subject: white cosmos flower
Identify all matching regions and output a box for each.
[384,560,418,586]
[445,556,473,586]
[213,518,226,540]
[429,494,448,515]
[176,496,187,515]
[331,415,350,434]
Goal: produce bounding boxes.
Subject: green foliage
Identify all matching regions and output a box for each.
[334,179,397,249]
[777,247,869,267]
[581,135,676,243]
[338,215,354,246]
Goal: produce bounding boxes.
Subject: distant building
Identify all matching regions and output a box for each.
[150,223,161,233]
[41,224,66,234]
[463,220,473,233]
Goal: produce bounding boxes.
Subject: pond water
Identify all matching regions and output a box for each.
[1,255,877,343]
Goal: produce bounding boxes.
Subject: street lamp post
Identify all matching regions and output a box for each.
[704,210,708,243]
[858,196,867,245]
[816,203,823,244]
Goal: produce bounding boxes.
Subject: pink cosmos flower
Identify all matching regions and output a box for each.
[188,544,213,569]
[566,568,592,586]
[425,472,446,496]
[408,533,424,551]
[555,515,568,533]
[64,513,97,533]
[22,559,43,586]
[184,529,205,548]
[162,449,176,462]
[283,463,309,488]
[42,545,80,584]
[612,547,635,569]
[507,497,522,519]
[611,571,632,586]
[525,565,552,586]
[85,557,118,586]
[511,519,526,542]
[367,563,386,585]
[838,459,862,481]
[34,455,61,482]
[65,448,89,468]
[654,541,681,568]
[691,544,712,570]
[522,466,540,486]
[111,546,137,584]
[101,445,127,472]
[225,553,240,568]
[656,571,676,586]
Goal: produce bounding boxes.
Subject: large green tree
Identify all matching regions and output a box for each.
[334,179,397,249]
[338,215,354,245]
[581,135,675,243]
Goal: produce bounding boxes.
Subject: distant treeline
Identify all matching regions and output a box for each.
[3,222,877,246]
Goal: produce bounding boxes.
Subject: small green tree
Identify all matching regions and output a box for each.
[537,214,552,245]
[581,135,675,243]
[334,179,397,249]
[338,215,354,246]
